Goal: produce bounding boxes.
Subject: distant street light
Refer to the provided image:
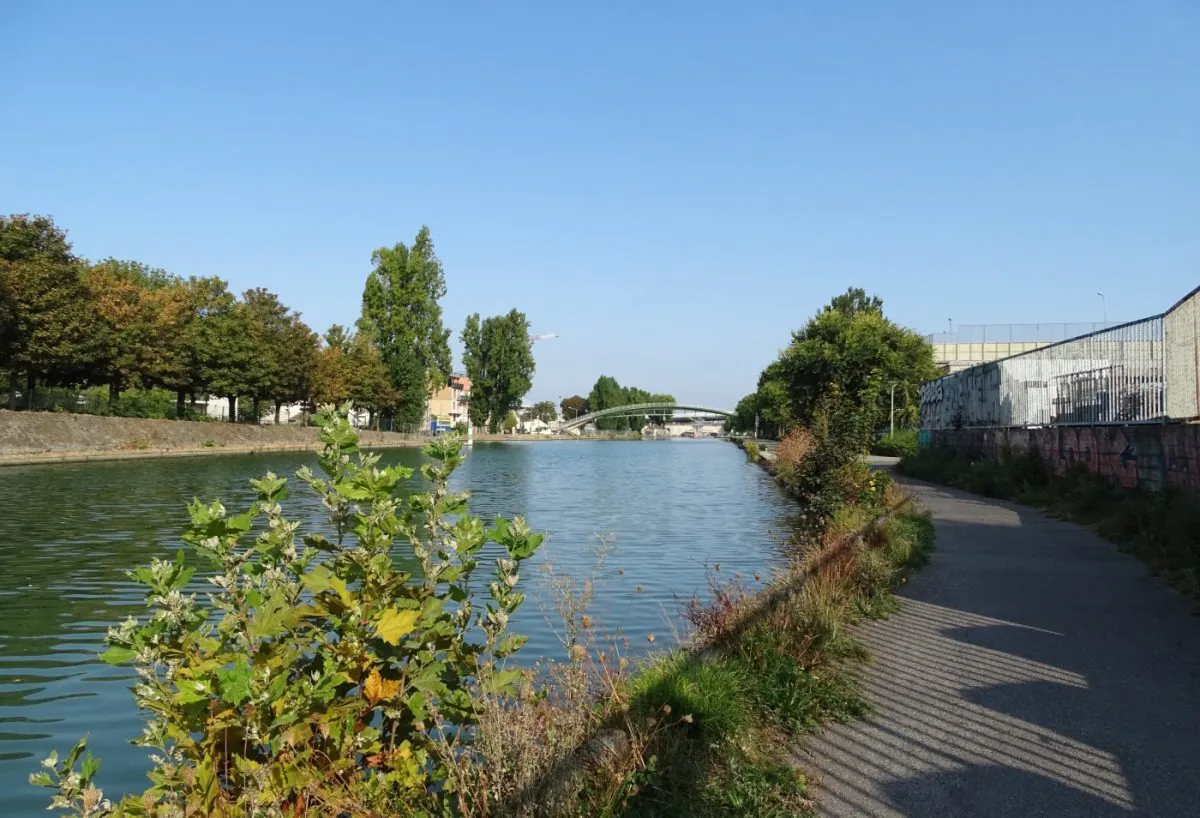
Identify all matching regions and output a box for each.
[889,382,900,437]
[1097,291,1107,325]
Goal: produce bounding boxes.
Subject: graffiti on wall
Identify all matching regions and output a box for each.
[1038,426,1140,489]
[929,423,1200,494]
[919,362,1002,430]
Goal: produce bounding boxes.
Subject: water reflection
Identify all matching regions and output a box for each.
[0,440,793,813]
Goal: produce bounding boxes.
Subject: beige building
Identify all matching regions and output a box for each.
[928,323,1115,374]
[930,341,1051,373]
[426,374,471,431]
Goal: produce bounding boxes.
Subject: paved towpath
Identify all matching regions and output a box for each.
[800,460,1200,816]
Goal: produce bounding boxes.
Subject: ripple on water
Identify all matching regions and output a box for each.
[0,440,795,813]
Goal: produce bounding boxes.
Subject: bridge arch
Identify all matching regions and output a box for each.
[559,402,734,431]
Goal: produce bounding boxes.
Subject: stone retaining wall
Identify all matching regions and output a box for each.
[0,410,420,459]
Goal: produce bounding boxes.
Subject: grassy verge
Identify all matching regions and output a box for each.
[901,446,1200,597]
[599,497,936,816]
[458,482,935,817]
[449,423,936,816]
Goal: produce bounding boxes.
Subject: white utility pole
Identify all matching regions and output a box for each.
[889,382,899,437]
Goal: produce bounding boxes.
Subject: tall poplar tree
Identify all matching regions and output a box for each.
[461,310,535,432]
[359,227,452,428]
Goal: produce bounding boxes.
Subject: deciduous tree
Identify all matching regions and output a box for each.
[311,343,349,407]
[270,315,319,423]
[587,375,628,431]
[530,400,558,423]
[461,310,536,432]
[323,324,349,352]
[344,331,397,428]
[193,280,254,422]
[776,288,937,429]
[0,215,99,407]
[84,260,183,402]
[560,394,588,421]
[359,227,452,428]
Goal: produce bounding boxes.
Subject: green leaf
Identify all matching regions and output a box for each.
[300,564,334,595]
[375,608,420,645]
[508,531,543,560]
[493,634,529,658]
[99,646,136,665]
[175,683,209,705]
[63,737,87,771]
[483,668,523,694]
[217,659,253,706]
[28,771,53,787]
[250,472,288,500]
[249,592,294,639]
[226,511,254,534]
[408,661,446,695]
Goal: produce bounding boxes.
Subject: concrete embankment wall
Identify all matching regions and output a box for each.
[0,410,422,465]
[926,423,1200,493]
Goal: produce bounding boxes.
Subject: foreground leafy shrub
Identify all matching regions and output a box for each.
[34,406,543,816]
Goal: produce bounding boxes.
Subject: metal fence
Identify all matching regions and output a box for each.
[925,322,1122,345]
[920,287,1200,430]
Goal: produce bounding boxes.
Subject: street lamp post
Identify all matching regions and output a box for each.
[889,382,899,437]
[1098,291,1107,325]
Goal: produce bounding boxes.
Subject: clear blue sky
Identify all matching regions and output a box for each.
[4,2,1198,408]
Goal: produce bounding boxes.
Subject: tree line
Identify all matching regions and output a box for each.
[730,287,938,438]
[554,377,675,432]
[1,214,539,428]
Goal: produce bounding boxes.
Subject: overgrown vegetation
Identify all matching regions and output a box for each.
[551,362,936,815]
[871,429,918,458]
[606,484,934,815]
[901,446,1200,596]
[35,407,546,815]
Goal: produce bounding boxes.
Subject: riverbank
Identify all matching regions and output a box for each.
[498,434,935,815]
[0,410,424,467]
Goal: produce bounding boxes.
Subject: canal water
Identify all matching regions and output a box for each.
[0,439,794,813]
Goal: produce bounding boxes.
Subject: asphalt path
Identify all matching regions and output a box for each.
[800,461,1200,816]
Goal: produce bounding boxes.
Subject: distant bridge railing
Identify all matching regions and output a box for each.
[559,403,734,431]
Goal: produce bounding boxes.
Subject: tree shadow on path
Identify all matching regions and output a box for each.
[800,480,1200,817]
